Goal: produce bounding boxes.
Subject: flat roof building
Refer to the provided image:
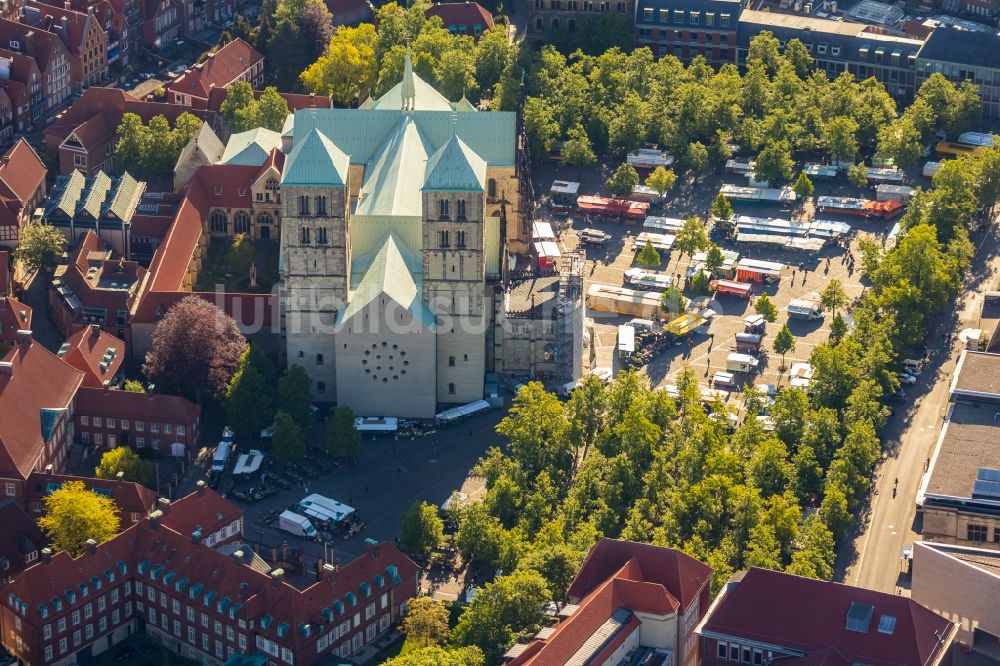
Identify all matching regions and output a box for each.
[916,26,1000,120]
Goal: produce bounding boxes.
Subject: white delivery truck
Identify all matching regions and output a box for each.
[278,511,317,538]
[726,353,760,374]
[578,228,611,245]
[211,427,234,473]
[787,299,824,320]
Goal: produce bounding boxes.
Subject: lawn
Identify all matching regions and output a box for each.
[195,237,279,293]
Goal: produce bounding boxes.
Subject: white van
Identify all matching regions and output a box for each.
[590,367,613,383]
[559,380,582,398]
[278,511,317,538]
[579,228,611,245]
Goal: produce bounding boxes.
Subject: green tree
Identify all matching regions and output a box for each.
[605,162,640,198]
[710,192,734,221]
[455,501,503,565]
[786,515,835,580]
[278,364,312,428]
[399,501,444,557]
[783,38,813,78]
[171,112,203,153]
[857,237,882,278]
[452,569,550,663]
[684,141,710,174]
[829,312,848,342]
[38,481,120,557]
[229,232,254,276]
[877,117,923,168]
[645,166,677,201]
[561,124,596,168]
[705,243,725,274]
[123,380,145,393]
[384,646,484,666]
[114,112,145,175]
[690,270,712,296]
[609,93,652,153]
[674,215,709,262]
[224,347,274,444]
[847,163,868,188]
[326,405,362,460]
[792,171,814,201]
[820,279,848,316]
[475,24,514,95]
[823,116,859,161]
[774,324,796,369]
[255,87,290,132]
[94,447,153,486]
[754,294,778,322]
[755,140,794,182]
[635,240,661,268]
[744,521,783,569]
[301,23,377,105]
[271,410,305,463]
[435,46,478,101]
[143,115,175,176]
[400,597,452,651]
[220,80,256,132]
[523,97,559,159]
[496,383,572,484]
[14,222,66,273]
[660,284,687,315]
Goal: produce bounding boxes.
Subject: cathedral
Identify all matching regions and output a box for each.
[279,54,522,418]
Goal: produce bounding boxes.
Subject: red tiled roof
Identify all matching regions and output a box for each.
[568,538,712,614]
[60,231,146,320]
[24,471,157,522]
[0,138,47,206]
[0,296,31,341]
[205,87,332,114]
[65,113,113,152]
[0,338,84,479]
[0,18,69,72]
[697,568,956,666]
[426,1,494,33]
[73,386,200,428]
[129,214,174,240]
[59,325,124,388]
[132,290,276,329]
[255,147,285,182]
[160,486,239,539]
[0,78,28,107]
[0,48,42,95]
[167,38,262,101]
[192,163,257,209]
[25,0,91,53]
[144,177,204,292]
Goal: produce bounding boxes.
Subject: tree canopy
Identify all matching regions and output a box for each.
[38,481,121,557]
[95,447,153,487]
[14,222,66,273]
[399,501,444,557]
[115,112,203,182]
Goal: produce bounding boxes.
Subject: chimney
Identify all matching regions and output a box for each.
[0,360,12,377]
[196,479,206,495]
[86,539,97,554]
[191,529,201,544]
[269,568,285,587]
[231,549,245,563]
[103,379,110,393]
[321,562,336,584]
[149,509,163,530]
[363,538,379,560]
[90,323,100,336]
[115,470,124,481]
[157,497,170,514]
[44,463,53,477]
[16,329,31,345]
[41,547,52,563]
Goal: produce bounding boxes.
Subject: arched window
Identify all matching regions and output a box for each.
[316,353,324,365]
[535,17,543,30]
[456,199,466,220]
[568,18,576,32]
[438,199,450,219]
[552,17,559,29]
[487,178,497,200]
[266,177,278,191]
[317,381,326,393]
[448,355,455,366]
[257,213,273,227]
[210,210,227,233]
[448,383,455,394]
[298,195,310,216]
[233,211,250,234]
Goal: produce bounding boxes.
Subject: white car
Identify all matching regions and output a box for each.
[898,372,918,385]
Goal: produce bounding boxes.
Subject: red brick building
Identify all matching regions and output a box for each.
[57,325,125,389]
[695,567,957,666]
[507,539,712,666]
[426,1,494,39]
[74,386,200,452]
[166,38,263,110]
[0,18,72,111]
[22,471,156,526]
[0,138,47,249]
[23,0,108,89]
[0,489,418,665]
[0,48,44,128]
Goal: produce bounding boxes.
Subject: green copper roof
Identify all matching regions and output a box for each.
[221,128,282,166]
[372,51,453,112]
[355,116,431,218]
[40,408,65,442]
[338,233,435,330]
[105,173,143,221]
[50,171,86,218]
[79,172,111,219]
[281,128,350,187]
[293,108,516,168]
[423,133,487,192]
[455,96,477,112]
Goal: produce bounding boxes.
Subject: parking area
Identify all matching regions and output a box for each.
[533,156,923,414]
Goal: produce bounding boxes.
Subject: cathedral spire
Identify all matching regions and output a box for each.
[401,47,416,110]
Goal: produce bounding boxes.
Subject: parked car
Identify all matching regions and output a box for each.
[898,372,918,385]
[889,388,907,402]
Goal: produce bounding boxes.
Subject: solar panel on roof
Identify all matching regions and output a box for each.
[972,479,1000,498]
[977,468,1000,482]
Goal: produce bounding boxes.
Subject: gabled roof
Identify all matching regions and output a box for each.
[220,127,282,167]
[166,38,262,100]
[281,128,349,187]
[58,326,124,388]
[74,386,199,425]
[191,163,258,209]
[0,296,32,341]
[0,338,84,479]
[145,177,206,292]
[569,539,711,613]
[425,1,494,35]
[0,138,46,206]
[161,485,240,538]
[24,472,156,521]
[423,132,487,192]
[355,116,431,218]
[696,568,956,666]
[371,51,453,112]
[339,233,435,330]
[205,87,332,115]
[0,18,69,72]
[175,122,224,172]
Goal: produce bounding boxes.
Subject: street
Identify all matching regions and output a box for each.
[842,214,1000,593]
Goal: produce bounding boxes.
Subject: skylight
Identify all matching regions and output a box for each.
[846,602,874,633]
[878,614,897,635]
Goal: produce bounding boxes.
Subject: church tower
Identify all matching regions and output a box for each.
[421,132,488,404]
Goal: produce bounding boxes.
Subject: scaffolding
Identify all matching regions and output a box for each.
[555,251,584,382]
